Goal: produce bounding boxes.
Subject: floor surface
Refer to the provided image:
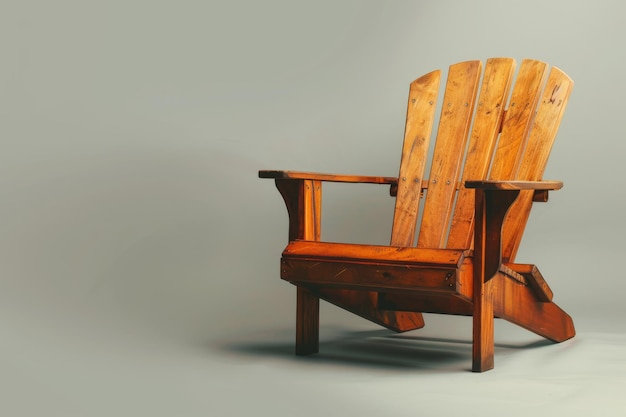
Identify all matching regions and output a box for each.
[2,309,624,416]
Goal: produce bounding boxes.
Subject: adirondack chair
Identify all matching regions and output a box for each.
[258,58,575,372]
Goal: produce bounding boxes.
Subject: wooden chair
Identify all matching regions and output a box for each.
[259,58,575,372]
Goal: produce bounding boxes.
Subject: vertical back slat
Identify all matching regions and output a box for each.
[447,58,516,249]
[390,70,440,246]
[501,67,574,261]
[489,59,549,180]
[417,61,482,248]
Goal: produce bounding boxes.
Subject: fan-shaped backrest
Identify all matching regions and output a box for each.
[390,58,573,261]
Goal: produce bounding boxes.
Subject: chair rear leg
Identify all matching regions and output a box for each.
[296,286,319,355]
[492,275,575,342]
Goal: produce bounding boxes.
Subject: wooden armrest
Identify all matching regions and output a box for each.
[465,180,563,191]
[260,170,399,241]
[259,170,398,185]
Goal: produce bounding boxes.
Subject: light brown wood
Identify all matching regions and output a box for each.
[259,58,574,372]
[390,70,440,246]
[447,58,516,250]
[489,59,549,180]
[501,66,574,261]
[418,60,482,249]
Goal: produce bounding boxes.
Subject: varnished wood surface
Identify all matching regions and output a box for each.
[259,57,574,372]
[489,59,548,180]
[501,66,574,261]
[417,60,482,249]
[492,273,575,342]
[503,263,554,302]
[390,69,441,246]
[282,258,462,293]
[315,288,425,332]
[447,58,516,249]
[378,292,474,316]
[465,180,563,190]
[296,287,319,355]
[283,240,469,267]
[259,170,397,184]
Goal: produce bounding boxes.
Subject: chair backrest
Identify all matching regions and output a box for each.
[390,58,573,261]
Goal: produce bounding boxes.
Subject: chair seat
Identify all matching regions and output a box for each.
[281,240,473,297]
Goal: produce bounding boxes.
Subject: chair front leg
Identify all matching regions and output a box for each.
[296,286,319,355]
[472,188,519,372]
[276,179,322,355]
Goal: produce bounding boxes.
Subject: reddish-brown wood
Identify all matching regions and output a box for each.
[282,258,463,293]
[296,287,319,355]
[283,241,468,266]
[492,273,575,342]
[315,289,425,332]
[275,179,321,242]
[260,170,398,185]
[271,175,427,337]
[465,180,563,191]
[259,58,575,371]
[503,263,554,302]
[473,277,495,372]
[275,178,322,355]
[378,292,473,315]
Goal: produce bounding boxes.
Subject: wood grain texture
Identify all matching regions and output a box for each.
[503,263,553,302]
[275,179,321,241]
[259,58,575,372]
[489,59,549,180]
[260,170,397,185]
[447,58,516,250]
[472,277,495,372]
[418,60,482,249]
[501,66,573,261]
[281,258,463,293]
[492,274,575,342]
[296,287,319,355]
[473,188,520,283]
[390,70,441,246]
[277,179,322,355]
[283,240,468,267]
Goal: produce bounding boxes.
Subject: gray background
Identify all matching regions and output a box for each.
[2,0,625,416]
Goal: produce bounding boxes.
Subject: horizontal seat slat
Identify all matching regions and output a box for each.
[283,241,469,268]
